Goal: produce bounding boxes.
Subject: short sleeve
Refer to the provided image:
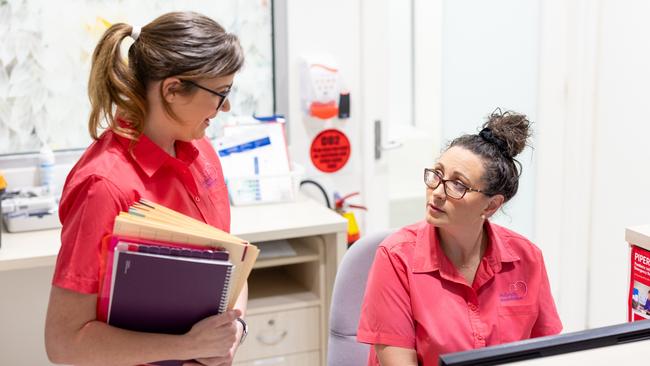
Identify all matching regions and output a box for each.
[53,175,129,294]
[531,253,563,337]
[357,246,415,348]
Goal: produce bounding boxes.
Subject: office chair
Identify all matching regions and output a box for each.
[327,229,395,366]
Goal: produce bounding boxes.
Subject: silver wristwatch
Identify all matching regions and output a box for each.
[236,317,248,345]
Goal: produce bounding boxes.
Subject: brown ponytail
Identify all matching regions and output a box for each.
[88,23,146,140]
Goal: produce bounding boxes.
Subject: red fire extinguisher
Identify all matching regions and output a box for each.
[334,192,367,245]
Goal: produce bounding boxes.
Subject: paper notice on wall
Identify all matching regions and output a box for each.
[213,123,292,205]
[629,245,650,322]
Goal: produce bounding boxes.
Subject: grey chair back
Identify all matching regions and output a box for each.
[327,229,395,366]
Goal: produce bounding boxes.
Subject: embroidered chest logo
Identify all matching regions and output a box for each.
[500,280,528,302]
[196,159,219,189]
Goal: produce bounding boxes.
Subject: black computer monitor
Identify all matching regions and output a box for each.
[438,319,650,366]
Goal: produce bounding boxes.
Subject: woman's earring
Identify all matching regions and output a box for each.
[481,214,486,220]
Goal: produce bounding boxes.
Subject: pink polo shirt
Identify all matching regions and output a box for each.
[357,221,562,366]
[53,129,230,294]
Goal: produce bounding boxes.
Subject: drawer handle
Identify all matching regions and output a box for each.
[256,330,288,345]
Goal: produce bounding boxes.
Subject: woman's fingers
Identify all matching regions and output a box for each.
[193,356,230,366]
[210,310,241,328]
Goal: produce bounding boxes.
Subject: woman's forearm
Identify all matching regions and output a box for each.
[375,344,418,366]
[47,320,194,366]
[45,286,200,365]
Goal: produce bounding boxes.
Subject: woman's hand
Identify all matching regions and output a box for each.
[183,284,248,366]
[182,309,242,364]
[183,323,242,366]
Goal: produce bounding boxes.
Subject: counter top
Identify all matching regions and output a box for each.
[0,196,347,272]
[626,224,650,251]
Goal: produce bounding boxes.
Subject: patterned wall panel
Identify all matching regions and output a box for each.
[0,0,274,154]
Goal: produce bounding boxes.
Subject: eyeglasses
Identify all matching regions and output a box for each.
[423,168,485,200]
[184,80,231,111]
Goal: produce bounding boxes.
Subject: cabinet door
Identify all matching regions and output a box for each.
[234,306,320,363]
[234,351,320,366]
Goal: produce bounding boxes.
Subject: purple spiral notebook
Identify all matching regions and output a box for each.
[107,243,233,366]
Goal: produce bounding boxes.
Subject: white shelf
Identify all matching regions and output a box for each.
[255,243,320,269]
[247,268,320,315]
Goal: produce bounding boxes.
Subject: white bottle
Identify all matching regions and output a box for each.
[38,144,55,193]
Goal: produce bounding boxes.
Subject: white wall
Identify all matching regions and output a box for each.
[284,0,363,212]
[442,0,540,239]
[441,0,650,331]
[536,0,650,329]
[587,0,650,327]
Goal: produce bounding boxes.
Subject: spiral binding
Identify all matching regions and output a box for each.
[219,265,233,314]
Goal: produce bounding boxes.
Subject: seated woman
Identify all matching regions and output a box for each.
[357,109,562,366]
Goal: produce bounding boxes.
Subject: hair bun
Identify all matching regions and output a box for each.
[482,108,531,158]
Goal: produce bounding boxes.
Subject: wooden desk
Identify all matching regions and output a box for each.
[0,196,347,366]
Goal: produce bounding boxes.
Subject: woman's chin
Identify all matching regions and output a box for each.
[190,129,206,141]
[425,214,445,226]
[425,206,448,226]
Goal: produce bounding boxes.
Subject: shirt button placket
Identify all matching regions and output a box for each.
[468,300,485,347]
[476,333,485,346]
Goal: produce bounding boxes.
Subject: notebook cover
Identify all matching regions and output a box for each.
[97,235,228,322]
[107,248,232,365]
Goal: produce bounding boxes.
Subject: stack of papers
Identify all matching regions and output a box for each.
[100,199,259,312]
[95,199,260,365]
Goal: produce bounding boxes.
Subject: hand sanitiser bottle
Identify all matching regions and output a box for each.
[38,144,55,193]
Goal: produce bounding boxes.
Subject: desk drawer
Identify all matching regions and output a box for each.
[234,306,320,362]
[234,351,319,366]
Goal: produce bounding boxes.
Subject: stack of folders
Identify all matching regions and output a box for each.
[97,199,260,366]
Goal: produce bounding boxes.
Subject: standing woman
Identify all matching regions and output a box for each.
[45,12,247,366]
[357,110,562,365]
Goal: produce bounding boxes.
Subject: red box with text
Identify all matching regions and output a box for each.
[626,226,650,322]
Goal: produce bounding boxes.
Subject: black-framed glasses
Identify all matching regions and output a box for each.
[184,80,231,111]
[424,168,485,200]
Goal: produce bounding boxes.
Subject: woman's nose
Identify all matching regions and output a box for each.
[431,182,446,200]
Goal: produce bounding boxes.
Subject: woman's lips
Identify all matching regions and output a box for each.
[428,203,445,214]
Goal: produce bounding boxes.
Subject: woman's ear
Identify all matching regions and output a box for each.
[161,77,183,103]
[483,194,504,219]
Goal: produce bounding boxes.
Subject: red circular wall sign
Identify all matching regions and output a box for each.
[310,129,351,173]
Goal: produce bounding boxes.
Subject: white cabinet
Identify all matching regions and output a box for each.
[0,196,347,366]
[230,199,348,366]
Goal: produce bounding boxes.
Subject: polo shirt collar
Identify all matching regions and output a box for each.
[412,220,520,274]
[112,126,199,178]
